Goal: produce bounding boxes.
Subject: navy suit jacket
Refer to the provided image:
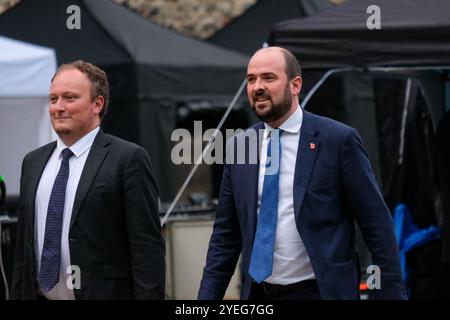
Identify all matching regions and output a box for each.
[198,110,405,300]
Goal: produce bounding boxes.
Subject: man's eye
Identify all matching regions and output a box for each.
[265,76,275,81]
[247,78,255,83]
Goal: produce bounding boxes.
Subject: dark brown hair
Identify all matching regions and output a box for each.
[280,48,302,80]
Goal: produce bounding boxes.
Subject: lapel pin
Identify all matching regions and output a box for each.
[310,143,316,150]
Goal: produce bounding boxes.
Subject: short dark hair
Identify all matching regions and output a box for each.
[52,60,110,120]
[280,48,302,80]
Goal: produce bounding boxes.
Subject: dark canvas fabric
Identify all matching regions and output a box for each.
[269,0,450,69]
[0,0,249,200]
[208,0,330,55]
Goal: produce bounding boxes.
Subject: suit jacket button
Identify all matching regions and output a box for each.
[69,238,76,242]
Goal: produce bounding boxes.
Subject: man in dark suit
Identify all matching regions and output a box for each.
[11,60,165,300]
[198,47,405,300]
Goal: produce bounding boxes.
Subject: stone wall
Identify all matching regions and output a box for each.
[0,0,19,14]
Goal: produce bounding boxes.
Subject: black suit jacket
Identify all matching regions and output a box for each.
[11,130,165,299]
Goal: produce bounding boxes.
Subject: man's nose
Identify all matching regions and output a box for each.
[53,98,65,111]
[253,78,265,91]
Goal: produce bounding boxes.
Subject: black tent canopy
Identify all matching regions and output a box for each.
[269,0,450,69]
[0,0,250,200]
[208,0,331,56]
[0,0,248,93]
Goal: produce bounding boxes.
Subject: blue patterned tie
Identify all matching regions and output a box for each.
[39,147,73,292]
[249,129,282,283]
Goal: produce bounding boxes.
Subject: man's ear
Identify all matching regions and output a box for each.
[291,76,302,97]
[93,95,105,115]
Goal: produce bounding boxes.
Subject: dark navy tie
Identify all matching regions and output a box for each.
[249,129,282,283]
[39,147,73,292]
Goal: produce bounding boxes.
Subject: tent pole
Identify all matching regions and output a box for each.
[398,78,412,165]
[369,66,450,73]
[301,68,358,109]
[161,78,247,226]
[301,65,450,110]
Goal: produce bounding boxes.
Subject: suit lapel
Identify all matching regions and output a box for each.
[246,123,264,240]
[27,142,57,234]
[70,130,110,230]
[293,111,320,218]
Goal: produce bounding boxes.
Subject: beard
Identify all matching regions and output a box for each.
[251,84,292,124]
[54,128,72,136]
[52,118,72,136]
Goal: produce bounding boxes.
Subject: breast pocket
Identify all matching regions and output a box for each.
[93,184,122,194]
[103,264,131,279]
[308,174,338,191]
[86,184,123,214]
[306,174,340,204]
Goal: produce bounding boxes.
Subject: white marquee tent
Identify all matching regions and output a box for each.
[0,35,57,197]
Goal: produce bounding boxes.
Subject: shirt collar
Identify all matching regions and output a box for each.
[263,105,303,138]
[56,126,100,158]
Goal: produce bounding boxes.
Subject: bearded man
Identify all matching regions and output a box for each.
[198,47,405,300]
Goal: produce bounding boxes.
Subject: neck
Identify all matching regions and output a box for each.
[60,135,81,147]
[267,102,298,128]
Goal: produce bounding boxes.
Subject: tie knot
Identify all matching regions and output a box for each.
[268,128,282,138]
[61,148,73,161]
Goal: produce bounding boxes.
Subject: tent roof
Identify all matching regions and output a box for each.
[208,0,331,55]
[85,0,248,68]
[0,0,130,65]
[269,0,450,69]
[0,0,248,68]
[0,35,56,96]
[0,0,248,95]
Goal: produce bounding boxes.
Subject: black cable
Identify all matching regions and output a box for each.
[0,176,5,208]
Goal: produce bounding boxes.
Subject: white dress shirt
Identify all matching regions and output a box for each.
[257,106,315,285]
[35,126,99,300]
